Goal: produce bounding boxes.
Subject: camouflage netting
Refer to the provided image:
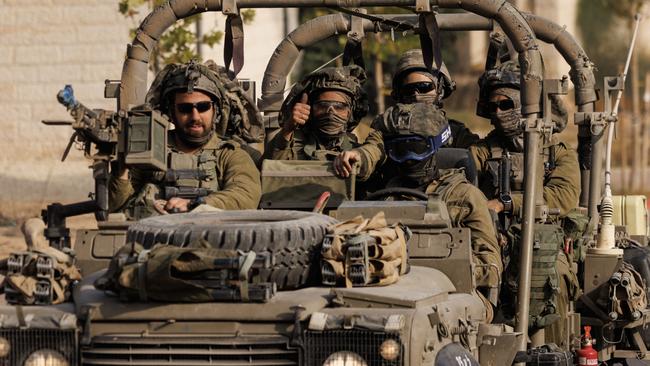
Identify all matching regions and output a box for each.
[146,60,264,144]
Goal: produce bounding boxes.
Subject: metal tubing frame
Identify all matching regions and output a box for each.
[118,0,547,353]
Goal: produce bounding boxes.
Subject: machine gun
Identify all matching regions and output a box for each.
[41,85,168,249]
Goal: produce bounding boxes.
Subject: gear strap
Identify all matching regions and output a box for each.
[343,13,366,69]
[224,14,245,78]
[418,12,442,73]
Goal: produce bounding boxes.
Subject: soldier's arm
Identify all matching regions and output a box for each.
[108,167,148,212]
[446,183,502,288]
[542,143,580,216]
[263,130,301,160]
[469,143,491,184]
[205,147,261,210]
[352,128,386,181]
[510,143,580,217]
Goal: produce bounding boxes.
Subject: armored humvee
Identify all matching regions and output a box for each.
[2,1,649,365]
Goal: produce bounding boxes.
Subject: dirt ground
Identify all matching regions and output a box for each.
[0,214,97,258]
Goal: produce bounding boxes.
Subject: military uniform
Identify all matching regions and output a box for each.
[470,131,580,217]
[109,132,261,216]
[265,129,384,181]
[384,169,502,288]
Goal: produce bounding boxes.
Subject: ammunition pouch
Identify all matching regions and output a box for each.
[94,241,276,303]
[2,248,81,305]
[504,224,572,329]
[320,212,410,287]
[562,208,590,263]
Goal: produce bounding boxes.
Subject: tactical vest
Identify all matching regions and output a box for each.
[301,132,355,161]
[480,144,556,202]
[504,223,565,329]
[126,135,233,219]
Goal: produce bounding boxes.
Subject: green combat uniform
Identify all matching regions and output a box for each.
[108,60,262,219]
[109,132,261,218]
[265,65,384,181]
[372,102,502,290]
[471,133,580,217]
[474,59,580,345]
[266,129,384,181]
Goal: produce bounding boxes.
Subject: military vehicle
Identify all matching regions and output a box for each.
[2,1,649,365]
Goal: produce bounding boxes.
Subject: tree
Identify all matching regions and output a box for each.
[119,0,255,73]
[297,8,458,115]
[577,0,649,191]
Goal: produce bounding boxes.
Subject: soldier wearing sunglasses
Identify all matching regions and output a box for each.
[470,60,579,218]
[371,102,502,315]
[109,61,261,217]
[266,65,384,181]
[390,49,479,149]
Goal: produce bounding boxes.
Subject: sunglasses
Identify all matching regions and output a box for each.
[312,100,350,115]
[175,101,214,114]
[487,99,516,113]
[400,81,436,96]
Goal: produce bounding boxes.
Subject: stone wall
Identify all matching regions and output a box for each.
[0,0,133,218]
[0,1,296,218]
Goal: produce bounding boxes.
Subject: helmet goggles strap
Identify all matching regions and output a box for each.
[387,125,451,163]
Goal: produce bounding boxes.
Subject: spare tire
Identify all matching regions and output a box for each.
[126,210,337,290]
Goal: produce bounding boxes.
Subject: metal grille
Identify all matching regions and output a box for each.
[0,328,77,366]
[81,336,299,366]
[304,330,403,366]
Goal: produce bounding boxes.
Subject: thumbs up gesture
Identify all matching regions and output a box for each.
[283,93,310,137]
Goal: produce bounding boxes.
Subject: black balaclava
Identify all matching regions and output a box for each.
[393,154,439,189]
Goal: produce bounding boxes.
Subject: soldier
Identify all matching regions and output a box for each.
[372,102,502,303]
[471,60,581,347]
[109,60,261,218]
[390,49,479,149]
[470,60,580,218]
[265,65,384,181]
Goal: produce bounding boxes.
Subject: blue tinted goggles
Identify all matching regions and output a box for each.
[386,126,451,163]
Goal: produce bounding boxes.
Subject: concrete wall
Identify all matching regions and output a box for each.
[0,0,132,218]
[0,1,296,219]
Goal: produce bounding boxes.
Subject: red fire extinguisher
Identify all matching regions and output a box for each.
[576,326,598,365]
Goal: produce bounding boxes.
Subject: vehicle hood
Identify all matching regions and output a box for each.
[73,266,455,322]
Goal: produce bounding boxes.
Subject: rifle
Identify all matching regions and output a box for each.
[498,151,513,230]
[41,85,169,249]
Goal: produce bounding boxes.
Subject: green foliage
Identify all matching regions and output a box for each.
[118,0,255,71]
[297,7,460,113]
[577,0,649,85]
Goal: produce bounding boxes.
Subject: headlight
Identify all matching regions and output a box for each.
[322,351,368,366]
[23,350,69,366]
[379,339,400,361]
[0,337,10,358]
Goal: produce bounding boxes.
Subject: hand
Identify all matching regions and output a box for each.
[282,93,310,140]
[334,150,361,178]
[487,199,504,213]
[164,197,191,213]
[117,167,129,180]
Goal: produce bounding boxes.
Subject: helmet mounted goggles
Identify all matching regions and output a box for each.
[386,125,451,163]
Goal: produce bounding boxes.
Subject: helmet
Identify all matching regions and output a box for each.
[372,102,451,163]
[146,60,225,119]
[477,61,568,132]
[476,60,521,118]
[391,49,456,101]
[281,65,368,131]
